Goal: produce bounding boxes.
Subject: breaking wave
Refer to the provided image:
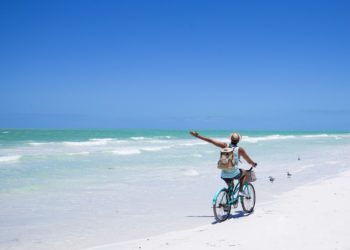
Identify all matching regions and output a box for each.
[0,155,22,163]
[109,149,142,155]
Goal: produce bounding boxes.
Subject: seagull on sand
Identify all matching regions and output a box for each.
[287,171,292,178]
[268,176,275,183]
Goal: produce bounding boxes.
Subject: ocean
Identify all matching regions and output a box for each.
[1,129,350,249]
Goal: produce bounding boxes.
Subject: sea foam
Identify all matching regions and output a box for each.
[110,149,142,155]
[243,135,296,143]
[141,146,172,152]
[0,155,22,163]
[29,142,48,146]
[63,139,111,146]
[130,137,146,140]
[302,134,329,138]
[180,141,207,146]
[90,138,114,142]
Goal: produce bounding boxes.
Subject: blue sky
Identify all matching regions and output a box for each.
[1,0,349,130]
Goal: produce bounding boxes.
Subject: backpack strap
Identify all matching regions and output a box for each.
[228,144,240,164]
[233,146,240,163]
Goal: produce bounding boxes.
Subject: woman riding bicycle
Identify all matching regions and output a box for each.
[190,131,257,197]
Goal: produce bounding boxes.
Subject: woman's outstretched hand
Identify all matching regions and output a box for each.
[190,131,199,137]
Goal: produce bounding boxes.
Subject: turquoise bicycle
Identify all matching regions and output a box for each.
[212,168,256,222]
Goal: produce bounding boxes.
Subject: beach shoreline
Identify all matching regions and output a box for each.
[85,169,350,250]
[2,131,350,250]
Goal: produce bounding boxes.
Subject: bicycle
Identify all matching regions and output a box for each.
[212,168,256,222]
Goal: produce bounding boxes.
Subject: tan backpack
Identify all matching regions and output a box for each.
[217,147,236,170]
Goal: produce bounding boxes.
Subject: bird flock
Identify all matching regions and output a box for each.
[266,156,299,183]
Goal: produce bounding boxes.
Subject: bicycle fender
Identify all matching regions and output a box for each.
[212,188,227,205]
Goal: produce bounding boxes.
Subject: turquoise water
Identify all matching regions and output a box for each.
[1,129,350,249]
[1,129,346,142]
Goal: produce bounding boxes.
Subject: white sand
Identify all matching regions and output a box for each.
[86,170,350,250]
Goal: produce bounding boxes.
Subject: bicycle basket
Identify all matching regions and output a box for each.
[248,170,257,182]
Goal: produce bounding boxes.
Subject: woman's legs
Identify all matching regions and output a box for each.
[239,170,248,192]
[221,177,234,188]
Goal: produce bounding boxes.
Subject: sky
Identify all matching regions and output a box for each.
[0,0,349,130]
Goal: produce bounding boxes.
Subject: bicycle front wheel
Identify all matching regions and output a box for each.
[241,183,256,213]
[213,189,231,222]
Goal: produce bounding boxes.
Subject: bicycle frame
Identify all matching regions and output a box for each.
[212,181,242,206]
[212,174,256,221]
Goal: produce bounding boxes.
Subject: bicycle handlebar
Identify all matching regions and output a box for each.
[248,163,257,172]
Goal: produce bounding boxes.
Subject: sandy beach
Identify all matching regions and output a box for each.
[87,169,350,250]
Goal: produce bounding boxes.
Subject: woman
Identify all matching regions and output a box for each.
[190,131,257,197]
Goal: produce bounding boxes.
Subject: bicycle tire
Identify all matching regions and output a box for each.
[213,189,231,222]
[240,183,256,213]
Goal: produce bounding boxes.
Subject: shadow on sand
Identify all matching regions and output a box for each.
[186,215,214,218]
[211,210,253,224]
[186,210,253,224]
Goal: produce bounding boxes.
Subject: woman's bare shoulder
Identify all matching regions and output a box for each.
[238,147,247,153]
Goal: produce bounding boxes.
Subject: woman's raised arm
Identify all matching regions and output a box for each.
[189,131,227,148]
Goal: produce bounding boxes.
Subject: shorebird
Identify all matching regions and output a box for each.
[268,176,275,183]
[298,156,301,161]
[287,171,292,178]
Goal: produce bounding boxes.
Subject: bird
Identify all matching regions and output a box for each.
[287,171,292,178]
[268,176,275,183]
[298,156,301,161]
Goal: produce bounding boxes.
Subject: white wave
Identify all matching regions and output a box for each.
[0,155,22,163]
[131,136,172,141]
[2,131,9,134]
[29,142,49,146]
[244,135,296,143]
[243,133,349,143]
[184,169,200,176]
[154,135,172,139]
[110,149,142,155]
[90,138,114,142]
[29,138,120,147]
[141,146,172,152]
[302,134,329,138]
[67,151,90,156]
[180,141,207,146]
[63,140,109,146]
[130,137,146,140]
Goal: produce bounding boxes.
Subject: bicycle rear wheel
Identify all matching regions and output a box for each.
[213,189,231,222]
[241,183,256,213]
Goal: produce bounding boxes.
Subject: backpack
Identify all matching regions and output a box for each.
[217,147,236,170]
